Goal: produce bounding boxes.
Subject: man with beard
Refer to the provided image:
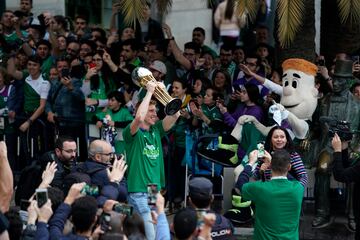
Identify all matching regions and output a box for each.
[39,136,78,190]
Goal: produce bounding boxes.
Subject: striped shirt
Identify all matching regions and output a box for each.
[254,151,308,187]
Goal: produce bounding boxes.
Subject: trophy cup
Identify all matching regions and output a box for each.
[132,67,182,115]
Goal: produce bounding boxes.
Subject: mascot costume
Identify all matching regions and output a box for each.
[222,58,319,224]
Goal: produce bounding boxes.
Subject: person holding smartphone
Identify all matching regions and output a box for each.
[80,139,128,206]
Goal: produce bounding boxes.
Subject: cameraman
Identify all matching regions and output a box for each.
[332,133,360,238]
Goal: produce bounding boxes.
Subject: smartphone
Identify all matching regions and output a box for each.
[233,85,241,92]
[81,184,100,197]
[20,199,31,211]
[352,55,359,64]
[88,62,97,69]
[257,142,265,159]
[71,65,85,79]
[37,14,45,26]
[113,203,133,216]
[61,68,70,78]
[318,59,325,66]
[147,183,158,205]
[36,188,48,208]
[196,209,207,227]
[99,212,111,232]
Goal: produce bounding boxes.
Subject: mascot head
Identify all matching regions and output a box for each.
[280,58,318,120]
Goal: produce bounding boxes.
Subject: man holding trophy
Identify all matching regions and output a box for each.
[123,67,181,240]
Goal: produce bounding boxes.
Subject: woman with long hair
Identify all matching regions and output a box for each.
[214,0,246,48]
[255,126,308,187]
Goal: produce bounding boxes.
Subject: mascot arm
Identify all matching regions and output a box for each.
[287,111,309,139]
[263,79,283,95]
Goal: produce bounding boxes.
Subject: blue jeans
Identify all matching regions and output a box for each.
[128,192,155,240]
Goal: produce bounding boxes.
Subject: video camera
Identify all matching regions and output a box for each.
[319,117,353,141]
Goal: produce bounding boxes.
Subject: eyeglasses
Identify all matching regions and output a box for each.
[93,58,103,62]
[100,152,114,157]
[61,149,77,154]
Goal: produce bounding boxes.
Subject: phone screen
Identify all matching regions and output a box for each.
[318,59,325,66]
[36,188,48,208]
[147,183,158,205]
[61,68,70,78]
[196,209,207,226]
[100,213,111,232]
[353,56,359,64]
[113,203,133,216]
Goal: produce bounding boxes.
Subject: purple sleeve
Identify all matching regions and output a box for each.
[223,112,238,128]
[290,152,308,187]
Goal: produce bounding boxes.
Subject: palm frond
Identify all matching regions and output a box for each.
[235,0,259,24]
[156,0,172,16]
[276,0,305,48]
[337,0,360,24]
[119,0,148,28]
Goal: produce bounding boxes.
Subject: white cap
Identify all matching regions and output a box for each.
[149,60,167,75]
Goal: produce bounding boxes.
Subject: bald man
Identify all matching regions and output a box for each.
[81,139,128,205]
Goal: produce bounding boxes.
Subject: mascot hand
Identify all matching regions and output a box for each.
[275,103,286,112]
[238,115,256,125]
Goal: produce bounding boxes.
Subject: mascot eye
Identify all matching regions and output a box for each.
[284,80,289,87]
[292,80,298,88]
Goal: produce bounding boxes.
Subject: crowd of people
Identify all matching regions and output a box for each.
[0,0,360,239]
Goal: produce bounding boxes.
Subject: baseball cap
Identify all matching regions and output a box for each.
[189,177,213,200]
[149,60,167,75]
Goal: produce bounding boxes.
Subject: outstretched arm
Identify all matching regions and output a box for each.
[163,23,192,71]
[240,64,282,95]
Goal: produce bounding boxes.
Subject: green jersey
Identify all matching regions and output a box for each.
[201,104,223,135]
[23,75,50,113]
[123,120,166,192]
[242,179,304,240]
[84,74,115,122]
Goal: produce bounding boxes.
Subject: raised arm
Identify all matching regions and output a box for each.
[240,64,282,95]
[130,81,156,135]
[163,23,192,71]
[0,142,13,213]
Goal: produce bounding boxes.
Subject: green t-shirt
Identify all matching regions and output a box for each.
[201,104,223,134]
[96,107,134,154]
[85,75,115,122]
[242,179,304,240]
[123,120,166,192]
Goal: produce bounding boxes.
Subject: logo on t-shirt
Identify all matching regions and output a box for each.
[143,143,160,159]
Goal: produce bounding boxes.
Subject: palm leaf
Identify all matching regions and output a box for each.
[235,0,259,24]
[119,0,148,28]
[337,0,360,24]
[276,0,305,48]
[156,0,172,16]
